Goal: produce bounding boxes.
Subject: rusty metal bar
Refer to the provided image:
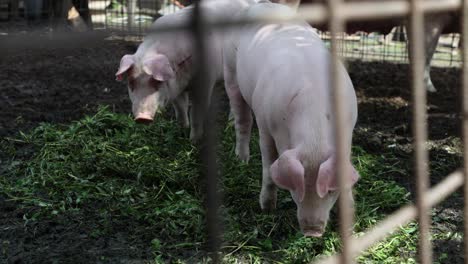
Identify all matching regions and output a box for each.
[328,0,354,263]
[315,170,463,264]
[409,0,432,263]
[462,0,468,262]
[191,0,222,262]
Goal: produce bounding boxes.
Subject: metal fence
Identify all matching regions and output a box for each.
[104,0,463,67]
[182,0,467,263]
[322,31,461,67]
[0,0,466,263]
[0,1,462,66]
[103,0,180,32]
[105,0,464,67]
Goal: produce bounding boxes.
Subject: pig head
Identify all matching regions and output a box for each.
[116,53,178,123]
[270,149,359,237]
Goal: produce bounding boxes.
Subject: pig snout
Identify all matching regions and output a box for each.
[300,219,326,237]
[134,113,154,124]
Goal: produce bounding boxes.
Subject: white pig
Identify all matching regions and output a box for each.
[223,2,359,236]
[115,0,255,142]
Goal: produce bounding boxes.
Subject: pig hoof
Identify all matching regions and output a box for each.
[190,135,201,143]
[179,119,190,128]
[260,193,277,212]
[189,130,203,143]
[260,199,276,212]
[427,84,437,93]
[424,79,437,93]
[235,147,250,163]
[228,111,235,122]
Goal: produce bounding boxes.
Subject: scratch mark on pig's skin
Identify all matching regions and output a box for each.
[285,91,301,124]
[287,91,301,114]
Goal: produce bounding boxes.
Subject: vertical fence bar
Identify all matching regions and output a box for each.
[128,0,137,32]
[10,0,19,19]
[409,0,432,263]
[104,0,108,30]
[462,0,468,262]
[191,0,222,262]
[138,0,142,35]
[328,1,355,263]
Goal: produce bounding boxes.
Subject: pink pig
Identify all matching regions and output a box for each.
[223,2,359,236]
[115,0,255,141]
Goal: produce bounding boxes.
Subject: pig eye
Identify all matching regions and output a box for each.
[148,78,162,89]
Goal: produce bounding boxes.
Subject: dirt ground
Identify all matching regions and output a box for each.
[0,25,464,263]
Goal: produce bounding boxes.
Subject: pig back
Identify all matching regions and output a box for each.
[241,28,356,142]
[236,20,328,103]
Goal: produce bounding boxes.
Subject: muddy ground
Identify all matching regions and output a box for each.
[0,26,464,263]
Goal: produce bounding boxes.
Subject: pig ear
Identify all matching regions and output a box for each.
[316,156,360,198]
[142,54,175,82]
[270,149,305,202]
[116,54,135,81]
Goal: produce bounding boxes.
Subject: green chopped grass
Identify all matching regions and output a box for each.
[0,106,441,263]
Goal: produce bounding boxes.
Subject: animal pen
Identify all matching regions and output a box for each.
[90,1,462,66]
[0,0,466,263]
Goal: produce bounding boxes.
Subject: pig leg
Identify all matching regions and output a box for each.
[423,19,444,93]
[224,67,253,162]
[258,130,278,211]
[189,77,215,143]
[407,15,447,93]
[172,91,189,128]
